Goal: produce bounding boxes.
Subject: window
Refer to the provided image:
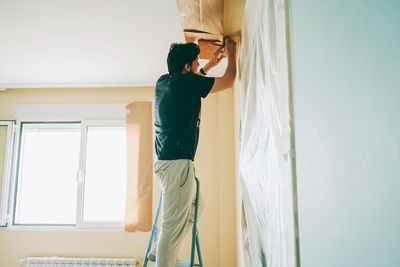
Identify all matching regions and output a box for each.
[0,121,15,226]
[81,125,127,222]
[14,122,80,225]
[77,120,127,228]
[7,119,127,230]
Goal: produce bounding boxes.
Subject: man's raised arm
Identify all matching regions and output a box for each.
[210,39,237,94]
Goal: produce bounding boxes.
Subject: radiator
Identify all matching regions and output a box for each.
[19,257,137,267]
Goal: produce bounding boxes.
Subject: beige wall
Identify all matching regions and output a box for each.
[0,126,7,203]
[0,87,237,267]
[223,0,246,265]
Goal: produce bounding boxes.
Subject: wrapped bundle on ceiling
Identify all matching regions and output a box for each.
[176,0,224,59]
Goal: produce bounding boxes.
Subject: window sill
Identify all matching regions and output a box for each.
[6,224,125,232]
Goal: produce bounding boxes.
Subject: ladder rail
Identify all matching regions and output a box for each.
[190,177,201,267]
[195,234,203,267]
[143,195,163,267]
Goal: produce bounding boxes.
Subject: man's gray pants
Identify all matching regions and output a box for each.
[154,159,204,267]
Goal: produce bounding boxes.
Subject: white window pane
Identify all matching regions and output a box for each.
[15,124,80,224]
[83,126,126,222]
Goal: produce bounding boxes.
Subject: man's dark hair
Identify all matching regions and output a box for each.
[167,42,200,75]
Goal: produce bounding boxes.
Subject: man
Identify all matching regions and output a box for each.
[152,38,237,267]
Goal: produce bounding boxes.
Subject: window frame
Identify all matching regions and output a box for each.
[0,121,16,227]
[76,119,126,230]
[7,119,127,231]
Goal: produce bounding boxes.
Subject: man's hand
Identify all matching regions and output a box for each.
[209,37,237,94]
[224,38,237,59]
[208,46,225,68]
[202,45,226,74]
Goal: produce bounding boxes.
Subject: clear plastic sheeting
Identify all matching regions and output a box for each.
[238,0,296,266]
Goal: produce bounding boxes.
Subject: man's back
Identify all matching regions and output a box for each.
[154,72,214,160]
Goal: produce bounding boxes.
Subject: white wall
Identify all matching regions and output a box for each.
[0,0,183,87]
[290,1,400,266]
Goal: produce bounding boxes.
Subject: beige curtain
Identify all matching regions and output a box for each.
[124,102,153,232]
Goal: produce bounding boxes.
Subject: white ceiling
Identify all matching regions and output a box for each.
[0,0,187,89]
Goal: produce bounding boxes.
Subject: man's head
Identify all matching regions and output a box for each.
[167,42,200,75]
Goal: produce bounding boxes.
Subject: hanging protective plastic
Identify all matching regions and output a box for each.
[238,0,297,266]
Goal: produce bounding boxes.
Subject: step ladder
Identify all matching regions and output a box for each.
[143,177,203,267]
